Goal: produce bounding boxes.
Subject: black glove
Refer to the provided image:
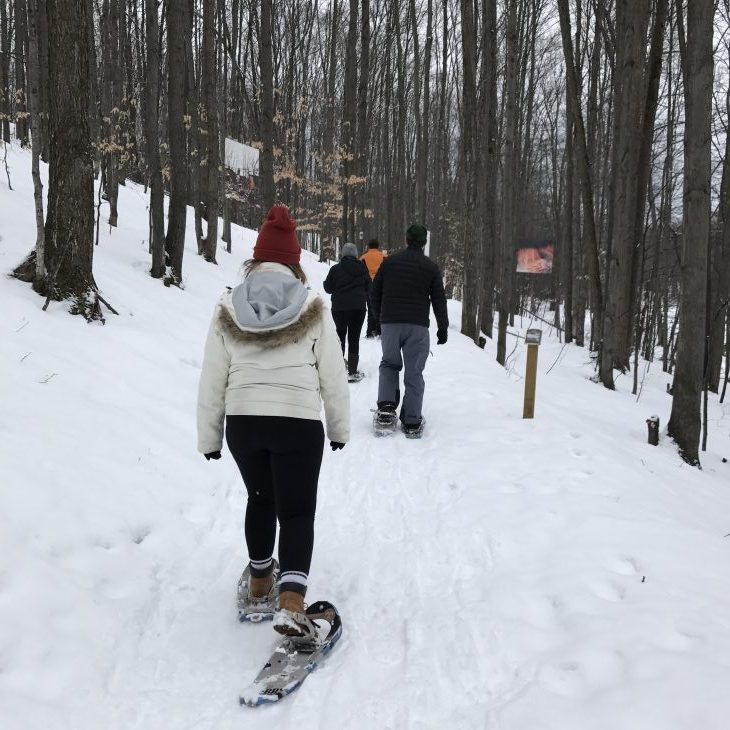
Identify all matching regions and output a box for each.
[330,441,345,451]
[204,451,222,461]
[437,329,448,345]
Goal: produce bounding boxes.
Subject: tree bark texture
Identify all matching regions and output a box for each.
[0,0,10,141]
[600,0,651,384]
[259,0,275,212]
[341,0,358,244]
[43,0,95,308]
[145,0,165,279]
[478,0,497,339]
[165,0,188,283]
[460,0,479,343]
[14,0,30,145]
[202,0,219,262]
[497,0,519,366]
[667,0,713,466]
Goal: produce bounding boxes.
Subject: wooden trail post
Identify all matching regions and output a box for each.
[523,329,542,419]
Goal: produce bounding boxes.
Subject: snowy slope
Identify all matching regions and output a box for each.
[1,141,730,730]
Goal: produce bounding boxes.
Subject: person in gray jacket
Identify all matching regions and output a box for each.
[197,205,350,639]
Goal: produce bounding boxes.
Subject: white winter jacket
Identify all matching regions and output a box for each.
[197,263,350,453]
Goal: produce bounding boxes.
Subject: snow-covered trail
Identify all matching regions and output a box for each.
[2,141,730,729]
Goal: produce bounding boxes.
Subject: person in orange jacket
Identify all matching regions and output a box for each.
[361,239,386,337]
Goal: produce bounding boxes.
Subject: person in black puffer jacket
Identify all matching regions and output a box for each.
[323,242,370,376]
[371,224,448,433]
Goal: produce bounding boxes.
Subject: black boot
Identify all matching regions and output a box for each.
[347,352,359,376]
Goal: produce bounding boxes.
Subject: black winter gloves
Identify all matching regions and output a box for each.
[437,328,448,345]
[330,441,346,451]
[204,451,222,461]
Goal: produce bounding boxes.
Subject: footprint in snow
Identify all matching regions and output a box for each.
[538,661,586,697]
[606,555,640,576]
[587,578,626,603]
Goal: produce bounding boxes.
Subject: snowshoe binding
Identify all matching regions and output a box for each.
[238,560,279,623]
[373,404,398,436]
[401,418,426,439]
[273,591,319,641]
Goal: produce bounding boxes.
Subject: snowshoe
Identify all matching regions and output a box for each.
[240,601,342,707]
[237,560,279,623]
[401,418,426,439]
[373,406,398,436]
[347,370,365,383]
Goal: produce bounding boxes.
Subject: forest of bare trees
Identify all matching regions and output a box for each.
[1,0,729,465]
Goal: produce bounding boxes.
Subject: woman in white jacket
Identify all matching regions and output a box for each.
[197,205,350,639]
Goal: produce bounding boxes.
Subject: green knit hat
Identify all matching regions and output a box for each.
[406,223,428,245]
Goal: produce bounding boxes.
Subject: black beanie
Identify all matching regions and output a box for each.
[406,224,428,245]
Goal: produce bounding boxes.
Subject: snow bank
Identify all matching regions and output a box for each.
[1,142,730,729]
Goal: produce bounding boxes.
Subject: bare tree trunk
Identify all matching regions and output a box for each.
[201,0,219,262]
[479,0,497,338]
[557,0,604,347]
[12,0,46,285]
[498,0,519,365]
[145,0,164,278]
[564,115,575,344]
[29,0,45,281]
[43,0,96,313]
[86,0,100,171]
[165,0,188,284]
[259,0,275,212]
[667,0,713,466]
[341,0,358,244]
[629,0,669,349]
[416,0,432,224]
[708,87,730,391]
[600,0,651,384]
[220,0,232,253]
[37,0,50,160]
[107,0,121,226]
[394,2,406,237]
[460,0,479,343]
[320,0,339,261]
[382,3,395,250]
[0,0,10,141]
[186,0,204,254]
[357,0,370,238]
[14,0,30,145]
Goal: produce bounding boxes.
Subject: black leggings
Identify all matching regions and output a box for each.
[332,308,366,356]
[225,415,325,596]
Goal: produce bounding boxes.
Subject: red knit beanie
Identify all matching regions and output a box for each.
[253,206,301,264]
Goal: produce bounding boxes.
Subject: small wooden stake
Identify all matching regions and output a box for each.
[523,344,539,418]
[523,329,542,419]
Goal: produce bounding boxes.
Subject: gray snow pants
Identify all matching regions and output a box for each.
[377,323,430,426]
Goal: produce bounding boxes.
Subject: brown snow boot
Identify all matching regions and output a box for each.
[274,590,317,640]
[249,572,275,600]
[278,590,304,614]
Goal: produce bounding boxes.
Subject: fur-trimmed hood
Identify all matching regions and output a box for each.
[218,263,323,349]
[218,297,323,349]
